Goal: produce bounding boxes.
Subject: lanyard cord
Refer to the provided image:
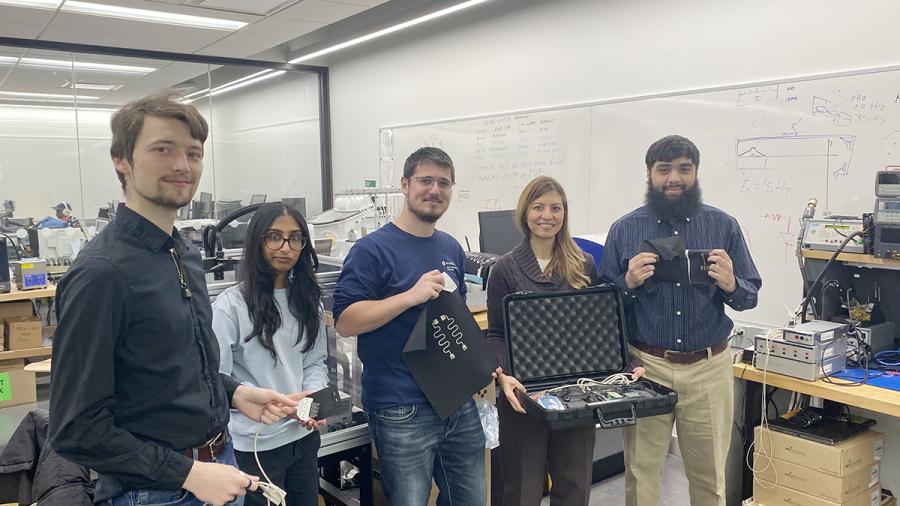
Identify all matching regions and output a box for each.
[169,247,192,299]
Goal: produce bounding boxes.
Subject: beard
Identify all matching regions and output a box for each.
[150,188,194,209]
[645,180,703,222]
[407,199,446,224]
[133,181,196,210]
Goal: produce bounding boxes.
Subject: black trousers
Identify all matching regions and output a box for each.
[497,395,595,506]
[234,431,321,506]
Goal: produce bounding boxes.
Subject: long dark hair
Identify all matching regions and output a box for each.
[238,203,321,358]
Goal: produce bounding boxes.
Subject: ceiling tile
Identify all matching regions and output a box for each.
[40,26,216,53]
[0,5,57,26]
[276,0,367,23]
[40,12,231,54]
[0,20,47,40]
[244,14,324,36]
[209,31,290,51]
[329,0,389,7]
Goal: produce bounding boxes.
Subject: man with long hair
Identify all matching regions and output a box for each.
[334,147,486,505]
[600,135,762,505]
[49,92,297,506]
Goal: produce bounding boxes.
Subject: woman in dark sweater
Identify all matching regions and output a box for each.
[486,176,642,505]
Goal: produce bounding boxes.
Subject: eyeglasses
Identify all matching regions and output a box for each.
[409,176,454,190]
[263,233,306,251]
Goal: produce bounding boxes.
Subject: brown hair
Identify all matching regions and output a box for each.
[109,90,208,190]
[515,176,591,289]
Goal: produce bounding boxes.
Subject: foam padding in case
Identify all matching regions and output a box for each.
[504,286,627,385]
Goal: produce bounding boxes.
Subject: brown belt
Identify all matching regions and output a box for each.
[631,339,729,365]
[180,431,227,462]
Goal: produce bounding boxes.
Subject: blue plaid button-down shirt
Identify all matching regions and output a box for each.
[599,204,762,352]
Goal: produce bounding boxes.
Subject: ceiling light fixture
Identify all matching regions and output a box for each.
[0,0,62,8]
[0,103,117,112]
[289,0,490,64]
[0,91,99,100]
[60,1,248,31]
[0,55,156,74]
[184,69,285,102]
[62,81,123,91]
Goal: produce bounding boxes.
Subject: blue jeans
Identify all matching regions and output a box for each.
[102,440,244,506]
[369,398,486,506]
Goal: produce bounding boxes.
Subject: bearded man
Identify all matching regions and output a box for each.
[600,135,762,506]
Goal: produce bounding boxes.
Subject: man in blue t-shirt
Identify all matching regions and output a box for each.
[333,147,486,506]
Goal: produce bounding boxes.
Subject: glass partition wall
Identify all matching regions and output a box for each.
[0,41,328,230]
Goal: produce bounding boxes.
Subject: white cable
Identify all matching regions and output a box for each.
[543,373,637,396]
[746,328,780,490]
[253,423,287,506]
[599,373,636,385]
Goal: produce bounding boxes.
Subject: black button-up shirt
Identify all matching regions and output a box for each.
[599,204,762,352]
[49,204,239,500]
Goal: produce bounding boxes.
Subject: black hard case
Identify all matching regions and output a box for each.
[502,285,678,430]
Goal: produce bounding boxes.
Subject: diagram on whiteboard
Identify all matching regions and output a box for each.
[738,85,779,106]
[812,96,852,126]
[736,135,856,179]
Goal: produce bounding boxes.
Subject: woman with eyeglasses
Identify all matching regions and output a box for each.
[486,176,644,505]
[213,202,327,506]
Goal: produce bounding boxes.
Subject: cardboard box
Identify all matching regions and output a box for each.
[753,453,879,502]
[754,426,883,477]
[3,316,43,350]
[754,480,880,506]
[0,301,32,320]
[0,359,37,409]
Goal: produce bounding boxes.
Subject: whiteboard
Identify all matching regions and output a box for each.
[382,68,900,327]
[384,108,592,247]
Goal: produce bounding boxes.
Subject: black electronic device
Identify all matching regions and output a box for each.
[310,385,350,422]
[478,209,524,256]
[872,223,900,259]
[686,249,715,285]
[768,409,875,445]
[26,227,39,258]
[0,237,10,294]
[503,286,678,430]
[863,213,875,254]
[786,406,825,428]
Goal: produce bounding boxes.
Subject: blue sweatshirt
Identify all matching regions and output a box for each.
[332,222,467,411]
